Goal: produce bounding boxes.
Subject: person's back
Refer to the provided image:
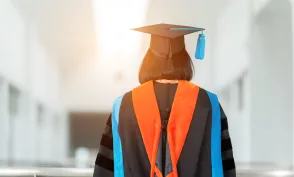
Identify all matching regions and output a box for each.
[93,24,236,177]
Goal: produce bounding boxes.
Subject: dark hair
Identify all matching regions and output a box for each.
[138,49,194,84]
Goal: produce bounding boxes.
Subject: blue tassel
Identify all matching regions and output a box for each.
[195,33,205,60]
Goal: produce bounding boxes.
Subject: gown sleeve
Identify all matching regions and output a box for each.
[220,104,236,177]
[93,114,114,177]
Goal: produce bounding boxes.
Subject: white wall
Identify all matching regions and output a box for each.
[252,0,271,16]
[0,80,9,163]
[212,0,252,164]
[213,0,251,90]
[215,0,294,167]
[0,0,27,89]
[250,0,293,166]
[0,0,68,165]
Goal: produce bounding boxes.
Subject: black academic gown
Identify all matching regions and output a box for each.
[94,81,236,177]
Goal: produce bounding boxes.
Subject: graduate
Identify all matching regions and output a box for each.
[93,23,236,177]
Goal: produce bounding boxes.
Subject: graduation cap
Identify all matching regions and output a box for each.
[132,23,206,60]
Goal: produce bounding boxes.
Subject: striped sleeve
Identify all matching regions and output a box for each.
[220,104,236,177]
[93,114,114,177]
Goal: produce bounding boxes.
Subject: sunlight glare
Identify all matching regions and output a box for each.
[92,0,149,59]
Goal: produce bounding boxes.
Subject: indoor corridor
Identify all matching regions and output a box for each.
[0,0,293,176]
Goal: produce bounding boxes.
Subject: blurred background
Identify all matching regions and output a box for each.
[0,0,293,172]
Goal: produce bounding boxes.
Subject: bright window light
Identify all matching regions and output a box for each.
[92,0,149,58]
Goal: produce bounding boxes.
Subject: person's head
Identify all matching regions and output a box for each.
[132,23,205,84]
[138,49,194,84]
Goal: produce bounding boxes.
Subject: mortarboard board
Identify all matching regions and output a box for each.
[131,23,206,60]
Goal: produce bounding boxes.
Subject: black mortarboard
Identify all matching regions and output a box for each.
[132,23,206,60]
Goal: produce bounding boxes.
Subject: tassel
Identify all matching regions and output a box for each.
[195,32,205,60]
